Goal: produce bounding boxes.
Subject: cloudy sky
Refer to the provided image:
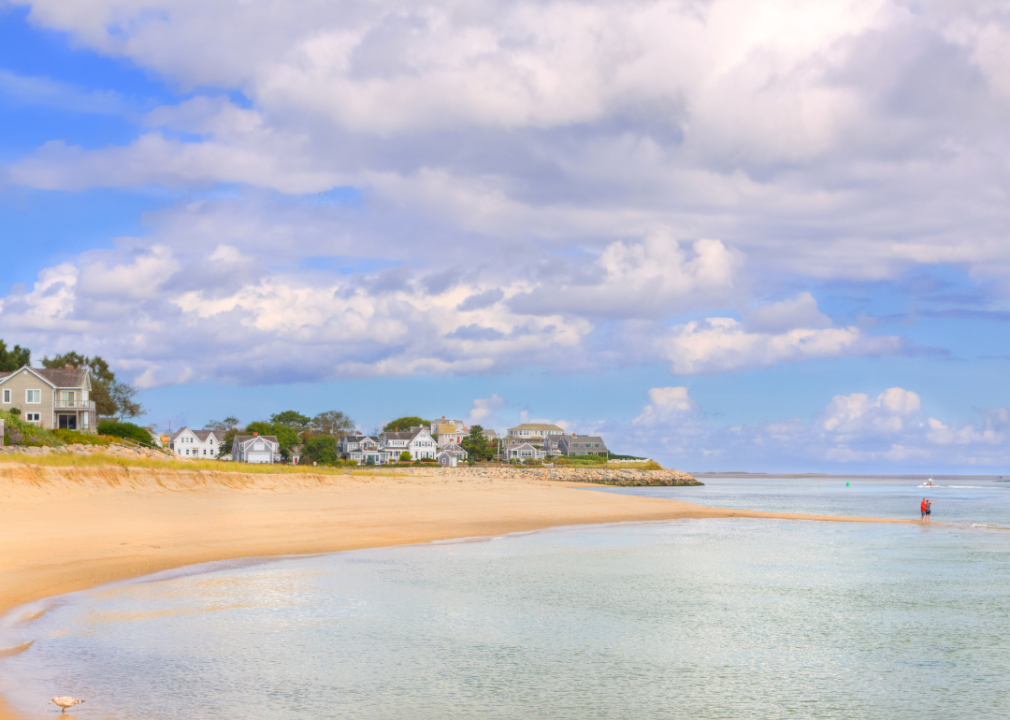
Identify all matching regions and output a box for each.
[2,0,1009,472]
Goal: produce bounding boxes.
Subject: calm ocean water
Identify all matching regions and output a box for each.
[3,478,1010,719]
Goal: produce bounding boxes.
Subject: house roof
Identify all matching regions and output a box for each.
[508,423,564,432]
[568,435,607,443]
[172,428,227,442]
[508,442,538,450]
[233,435,279,446]
[383,427,428,442]
[0,365,90,389]
[481,429,498,438]
[36,367,90,388]
[436,423,460,434]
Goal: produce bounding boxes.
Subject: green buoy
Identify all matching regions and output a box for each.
[846,481,850,487]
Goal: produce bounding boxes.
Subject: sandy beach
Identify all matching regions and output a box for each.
[0,464,913,720]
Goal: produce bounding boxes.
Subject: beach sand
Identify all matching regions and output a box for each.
[0,464,912,720]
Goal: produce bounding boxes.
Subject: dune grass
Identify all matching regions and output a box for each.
[0,453,414,477]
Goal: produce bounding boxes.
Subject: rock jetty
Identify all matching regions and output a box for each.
[428,465,702,486]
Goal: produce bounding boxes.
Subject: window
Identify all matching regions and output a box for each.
[1,389,8,403]
[25,412,41,423]
[26,389,41,404]
[60,391,75,407]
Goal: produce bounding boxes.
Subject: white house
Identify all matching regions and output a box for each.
[380,426,438,460]
[339,434,390,464]
[232,434,281,464]
[171,428,226,459]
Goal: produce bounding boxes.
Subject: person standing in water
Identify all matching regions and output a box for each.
[921,498,927,521]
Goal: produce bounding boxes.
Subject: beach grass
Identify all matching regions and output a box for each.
[0,453,413,477]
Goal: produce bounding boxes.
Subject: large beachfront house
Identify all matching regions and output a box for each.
[232,434,281,463]
[171,427,226,459]
[505,423,565,447]
[558,435,609,457]
[337,426,439,464]
[0,365,96,432]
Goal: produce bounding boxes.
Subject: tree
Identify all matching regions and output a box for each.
[246,420,300,459]
[0,340,31,372]
[399,450,412,462]
[302,435,338,464]
[207,417,241,431]
[311,410,356,437]
[383,416,428,433]
[42,352,143,420]
[270,410,311,430]
[462,425,492,462]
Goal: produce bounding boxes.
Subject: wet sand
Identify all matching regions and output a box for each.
[0,464,913,719]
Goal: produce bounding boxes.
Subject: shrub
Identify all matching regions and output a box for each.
[97,421,153,445]
[54,429,113,446]
[400,451,412,462]
[1,409,61,447]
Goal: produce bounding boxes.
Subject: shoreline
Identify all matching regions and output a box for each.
[0,464,915,720]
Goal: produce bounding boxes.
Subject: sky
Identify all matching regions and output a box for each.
[1,0,1009,473]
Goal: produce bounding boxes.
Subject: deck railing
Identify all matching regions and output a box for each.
[54,399,97,410]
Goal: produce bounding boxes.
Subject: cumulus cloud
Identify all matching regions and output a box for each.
[466,394,507,425]
[659,317,905,375]
[610,386,1010,470]
[8,0,1010,282]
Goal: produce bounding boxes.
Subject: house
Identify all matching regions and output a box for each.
[437,441,468,463]
[559,434,609,457]
[436,450,459,467]
[506,442,545,461]
[435,422,464,447]
[481,428,499,441]
[429,416,464,434]
[232,433,281,463]
[0,365,96,432]
[338,433,389,464]
[542,436,564,457]
[380,426,438,460]
[171,428,226,459]
[505,423,565,446]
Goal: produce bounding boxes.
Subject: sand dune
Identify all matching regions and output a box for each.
[0,464,911,720]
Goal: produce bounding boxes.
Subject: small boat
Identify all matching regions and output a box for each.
[924,478,934,487]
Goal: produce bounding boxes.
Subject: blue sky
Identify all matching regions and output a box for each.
[2,0,1010,473]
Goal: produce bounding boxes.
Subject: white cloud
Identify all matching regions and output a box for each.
[634,387,696,426]
[659,317,904,375]
[8,0,1010,283]
[466,394,507,425]
[609,385,1010,470]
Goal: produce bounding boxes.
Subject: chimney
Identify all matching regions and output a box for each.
[442,415,445,420]
[253,431,259,436]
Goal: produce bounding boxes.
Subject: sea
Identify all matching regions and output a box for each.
[2,476,1009,719]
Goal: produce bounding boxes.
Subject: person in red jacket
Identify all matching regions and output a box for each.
[920,498,928,522]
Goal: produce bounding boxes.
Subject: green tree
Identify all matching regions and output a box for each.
[207,416,241,431]
[0,340,31,372]
[246,420,299,458]
[383,416,428,432]
[270,410,311,430]
[42,352,143,420]
[302,435,338,464]
[311,410,355,437]
[399,450,412,462]
[462,425,491,462]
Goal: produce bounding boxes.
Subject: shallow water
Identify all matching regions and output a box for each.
[3,479,1010,719]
